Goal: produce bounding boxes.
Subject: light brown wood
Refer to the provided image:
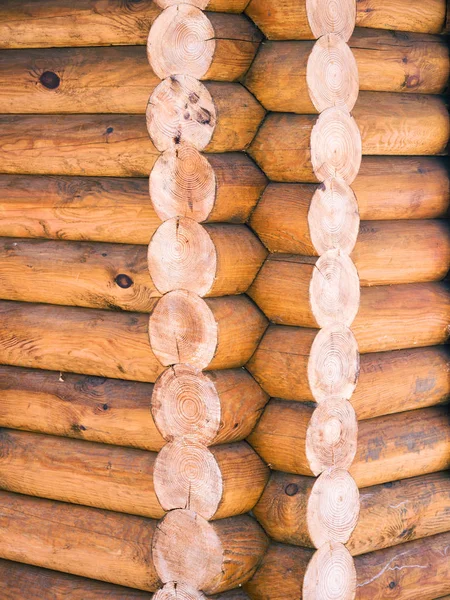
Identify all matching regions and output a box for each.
[152,510,268,594]
[0,301,164,382]
[0,490,160,591]
[249,93,449,182]
[146,78,265,153]
[153,441,269,519]
[303,543,356,600]
[245,0,446,39]
[148,220,267,297]
[149,291,268,370]
[245,32,449,113]
[154,0,248,11]
[355,532,450,600]
[147,7,262,81]
[0,428,164,519]
[154,584,206,600]
[254,471,450,556]
[150,150,267,223]
[0,238,161,311]
[151,365,268,445]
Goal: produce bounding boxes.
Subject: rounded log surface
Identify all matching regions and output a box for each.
[308,324,360,402]
[306,398,358,474]
[308,468,360,547]
[308,178,360,255]
[154,583,206,600]
[310,250,360,327]
[303,542,356,600]
[311,107,362,183]
[355,0,446,34]
[154,0,248,10]
[147,76,216,152]
[307,34,359,112]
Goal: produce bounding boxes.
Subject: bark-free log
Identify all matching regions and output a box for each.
[0,301,164,382]
[149,291,268,370]
[148,220,267,296]
[245,32,449,112]
[146,78,265,153]
[250,281,450,352]
[249,94,449,182]
[247,328,450,418]
[0,238,161,311]
[147,7,262,81]
[153,509,268,594]
[153,0,248,11]
[248,402,450,487]
[0,491,160,591]
[0,428,164,519]
[245,0,447,39]
[303,542,356,600]
[0,158,265,242]
[151,365,268,445]
[154,585,251,600]
[153,441,269,519]
[254,471,450,556]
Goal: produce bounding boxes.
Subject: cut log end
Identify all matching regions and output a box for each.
[147,5,215,80]
[306,397,358,474]
[155,0,210,7]
[306,0,356,41]
[154,583,207,600]
[148,217,216,296]
[150,146,216,222]
[307,34,359,113]
[154,440,222,519]
[153,509,223,590]
[152,364,221,444]
[303,542,356,600]
[308,323,360,402]
[307,468,360,547]
[308,178,360,256]
[149,290,218,369]
[311,107,362,184]
[310,250,360,328]
[146,76,216,152]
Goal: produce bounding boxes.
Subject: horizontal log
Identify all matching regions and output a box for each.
[245,31,449,113]
[0,490,160,591]
[249,94,449,182]
[0,366,267,449]
[248,401,450,487]
[247,327,450,418]
[254,471,450,556]
[0,301,164,382]
[245,0,447,39]
[0,429,267,520]
[0,0,250,49]
[245,533,450,600]
[0,158,266,243]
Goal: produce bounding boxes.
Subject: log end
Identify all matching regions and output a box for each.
[154,583,207,599]
[303,542,356,600]
[306,0,356,41]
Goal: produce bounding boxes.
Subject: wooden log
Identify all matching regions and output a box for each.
[151,365,268,445]
[0,158,265,242]
[153,440,269,519]
[0,238,161,312]
[147,7,262,81]
[245,0,447,40]
[249,94,449,182]
[154,585,251,600]
[254,471,450,556]
[153,509,268,594]
[148,220,267,297]
[248,401,450,487]
[248,280,450,352]
[247,399,358,477]
[0,301,164,383]
[250,184,448,258]
[154,0,249,11]
[245,32,449,113]
[147,78,265,153]
[0,490,160,591]
[244,534,450,600]
[149,291,268,370]
[0,428,164,519]
[303,542,356,600]
[247,328,450,419]
[0,559,155,599]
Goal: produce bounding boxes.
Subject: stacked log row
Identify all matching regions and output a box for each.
[144,4,269,598]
